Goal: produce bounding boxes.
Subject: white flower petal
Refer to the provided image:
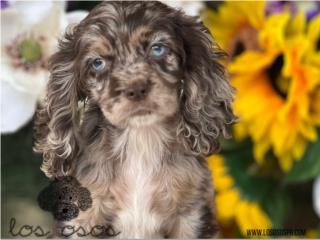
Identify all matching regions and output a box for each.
[1,81,37,134]
[1,53,48,97]
[313,177,320,219]
[32,2,66,38]
[11,0,55,25]
[66,10,88,25]
[1,2,65,58]
[1,8,28,44]
[58,10,88,41]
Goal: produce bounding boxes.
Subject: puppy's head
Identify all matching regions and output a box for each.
[35,1,236,177]
[77,2,189,128]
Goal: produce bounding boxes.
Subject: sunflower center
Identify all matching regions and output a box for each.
[316,37,320,51]
[19,38,42,63]
[233,41,245,57]
[267,54,290,99]
[230,25,259,58]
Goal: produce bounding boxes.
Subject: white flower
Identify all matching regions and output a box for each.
[314,177,320,219]
[162,1,204,16]
[0,1,88,134]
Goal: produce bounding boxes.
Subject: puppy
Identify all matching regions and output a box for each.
[35,1,236,238]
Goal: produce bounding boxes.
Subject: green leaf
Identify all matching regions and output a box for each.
[223,148,275,201]
[222,145,290,227]
[284,132,320,183]
[220,137,252,153]
[262,189,291,228]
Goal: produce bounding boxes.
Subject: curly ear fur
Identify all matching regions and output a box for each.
[176,15,237,156]
[34,26,85,178]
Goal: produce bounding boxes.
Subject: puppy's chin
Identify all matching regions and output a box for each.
[128,113,160,128]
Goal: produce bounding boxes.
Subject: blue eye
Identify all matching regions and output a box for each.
[151,44,166,57]
[92,58,105,71]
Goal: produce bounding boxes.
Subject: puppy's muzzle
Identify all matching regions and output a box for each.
[124,80,151,101]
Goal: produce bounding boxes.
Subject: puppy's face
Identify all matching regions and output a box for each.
[78,2,184,127]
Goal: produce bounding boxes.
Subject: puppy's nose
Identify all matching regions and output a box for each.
[125,81,151,101]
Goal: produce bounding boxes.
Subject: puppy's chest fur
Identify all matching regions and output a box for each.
[112,126,171,238]
[73,124,213,238]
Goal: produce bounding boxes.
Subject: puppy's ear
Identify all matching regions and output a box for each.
[77,187,92,211]
[37,185,54,212]
[176,15,236,156]
[34,26,85,178]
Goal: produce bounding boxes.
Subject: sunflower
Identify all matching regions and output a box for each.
[208,155,272,237]
[204,1,320,171]
[202,1,265,57]
[229,11,320,171]
[305,15,320,67]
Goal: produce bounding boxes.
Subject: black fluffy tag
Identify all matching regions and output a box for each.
[37,176,92,221]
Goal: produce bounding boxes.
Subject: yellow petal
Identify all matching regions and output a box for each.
[207,155,225,172]
[298,121,318,141]
[229,51,276,74]
[233,122,249,141]
[249,105,277,142]
[307,15,320,51]
[232,1,265,29]
[253,139,270,164]
[214,174,235,192]
[235,200,252,236]
[292,137,307,160]
[310,88,320,124]
[259,13,290,50]
[279,154,294,172]
[286,10,306,38]
[216,188,240,222]
[235,200,271,237]
[270,118,293,156]
[250,202,272,229]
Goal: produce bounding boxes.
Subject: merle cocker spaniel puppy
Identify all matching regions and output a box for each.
[34,1,236,238]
